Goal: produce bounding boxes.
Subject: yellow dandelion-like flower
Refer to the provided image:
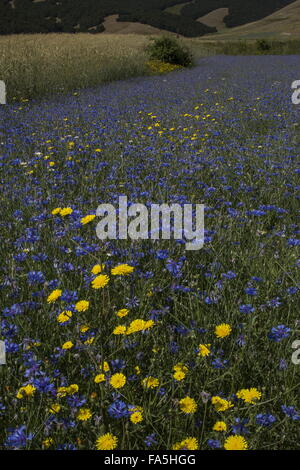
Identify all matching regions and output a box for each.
[84,337,94,345]
[213,421,227,432]
[42,438,54,449]
[215,323,232,338]
[16,384,36,399]
[91,264,105,275]
[91,274,110,289]
[57,310,73,323]
[173,363,188,373]
[135,366,141,375]
[110,373,126,389]
[49,403,61,414]
[57,387,68,398]
[51,207,61,215]
[62,341,74,350]
[198,344,211,357]
[67,384,79,394]
[236,388,261,404]
[99,361,110,372]
[96,433,118,450]
[130,411,143,424]
[111,264,134,276]
[126,319,155,335]
[141,376,159,389]
[113,325,127,335]
[75,300,89,312]
[77,408,92,421]
[173,370,186,381]
[47,289,62,304]
[80,214,96,225]
[211,396,234,412]
[80,325,89,333]
[179,396,198,414]
[94,374,106,383]
[224,435,248,450]
[172,437,199,450]
[117,308,129,318]
[60,207,73,216]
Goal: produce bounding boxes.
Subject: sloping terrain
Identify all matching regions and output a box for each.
[211,0,300,39]
[0,0,298,37]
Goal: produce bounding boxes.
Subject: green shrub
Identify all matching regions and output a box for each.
[256,39,271,52]
[146,36,194,67]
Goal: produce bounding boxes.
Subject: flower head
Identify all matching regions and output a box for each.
[91,274,110,289]
[75,300,89,312]
[224,435,248,450]
[110,373,126,389]
[96,433,118,450]
[215,323,232,338]
[111,264,134,276]
[179,396,197,414]
[47,289,62,304]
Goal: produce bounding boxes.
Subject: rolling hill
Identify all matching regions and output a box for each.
[0,0,298,37]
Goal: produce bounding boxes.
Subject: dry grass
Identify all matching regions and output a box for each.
[197,7,229,31]
[0,33,149,100]
[102,15,164,35]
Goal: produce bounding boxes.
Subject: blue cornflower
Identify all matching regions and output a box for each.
[244,287,257,296]
[281,405,300,420]
[5,425,33,449]
[232,417,250,435]
[239,304,255,314]
[111,359,126,371]
[211,358,228,369]
[107,400,129,419]
[268,325,291,342]
[57,444,77,450]
[144,433,158,447]
[207,439,221,449]
[256,413,276,426]
[33,376,56,394]
[60,290,78,302]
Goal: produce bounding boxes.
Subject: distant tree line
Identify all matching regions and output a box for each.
[0,0,297,36]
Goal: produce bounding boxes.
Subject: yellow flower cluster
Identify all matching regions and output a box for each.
[173,363,188,381]
[146,60,182,75]
[111,264,134,276]
[16,384,36,399]
[236,388,262,404]
[57,384,79,397]
[113,319,155,336]
[211,396,234,412]
[51,207,73,216]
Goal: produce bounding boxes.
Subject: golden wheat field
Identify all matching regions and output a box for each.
[0,34,151,100]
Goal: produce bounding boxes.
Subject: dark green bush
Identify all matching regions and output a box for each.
[256,39,272,52]
[146,36,194,67]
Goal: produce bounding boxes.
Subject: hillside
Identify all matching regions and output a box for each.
[0,0,298,37]
[209,0,300,39]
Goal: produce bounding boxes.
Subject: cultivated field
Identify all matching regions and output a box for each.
[0,53,300,450]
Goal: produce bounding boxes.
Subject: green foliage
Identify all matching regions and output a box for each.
[256,39,272,52]
[146,36,194,67]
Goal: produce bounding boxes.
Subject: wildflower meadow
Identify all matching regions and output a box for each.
[0,54,300,451]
